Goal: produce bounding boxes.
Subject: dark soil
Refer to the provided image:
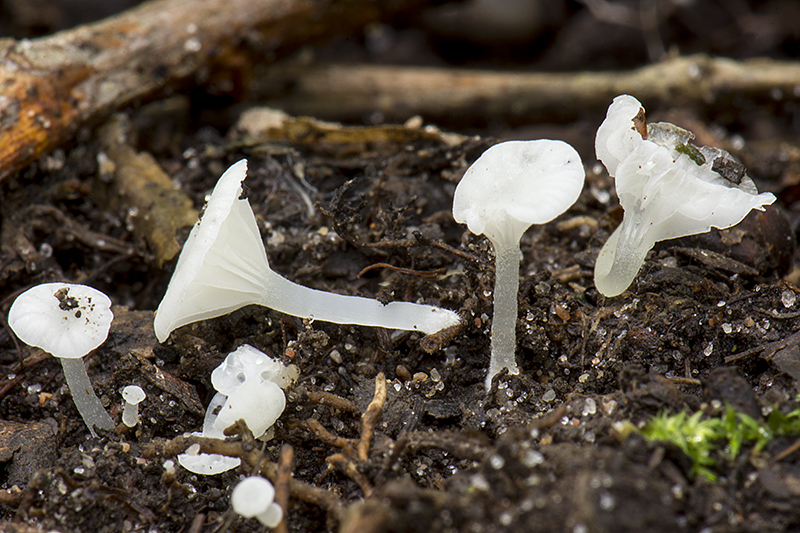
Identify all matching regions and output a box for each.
[2,1,800,532]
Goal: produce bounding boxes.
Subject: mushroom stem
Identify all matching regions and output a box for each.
[122,402,139,428]
[60,358,115,437]
[486,241,521,390]
[257,268,456,334]
[594,213,652,298]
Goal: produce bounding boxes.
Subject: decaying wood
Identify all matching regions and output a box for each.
[0,0,439,181]
[256,54,800,124]
[96,114,198,267]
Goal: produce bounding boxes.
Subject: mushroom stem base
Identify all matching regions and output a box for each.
[60,358,115,437]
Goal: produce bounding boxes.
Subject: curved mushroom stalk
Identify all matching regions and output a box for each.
[154,160,461,343]
[594,95,776,297]
[453,140,585,390]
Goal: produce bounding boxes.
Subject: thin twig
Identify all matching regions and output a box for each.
[306,391,360,413]
[358,373,387,462]
[274,445,295,533]
[357,263,446,279]
[326,453,374,498]
[771,436,800,464]
[305,419,356,455]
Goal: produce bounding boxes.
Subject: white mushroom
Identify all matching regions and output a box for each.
[452,140,585,390]
[178,345,294,475]
[7,283,115,437]
[231,476,283,528]
[211,344,299,394]
[154,159,461,343]
[594,95,777,297]
[121,385,146,427]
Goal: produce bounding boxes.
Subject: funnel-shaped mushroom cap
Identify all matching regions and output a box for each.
[154,159,270,342]
[594,94,777,297]
[453,140,585,247]
[8,283,113,359]
[156,159,460,341]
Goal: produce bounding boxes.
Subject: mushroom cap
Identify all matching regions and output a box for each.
[122,385,146,404]
[211,344,299,395]
[154,159,272,342]
[177,432,242,475]
[213,378,286,438]
[231,476,276,517]
[8,283,113,359]
[452,140,585,246]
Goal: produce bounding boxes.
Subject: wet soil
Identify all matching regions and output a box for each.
[2,2,800,533]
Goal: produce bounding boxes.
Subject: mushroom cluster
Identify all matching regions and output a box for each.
[178,344,298,475]
[453,140,585,389]
[154,159,461,343]
[594,94,777,297]
[8,283,116,437]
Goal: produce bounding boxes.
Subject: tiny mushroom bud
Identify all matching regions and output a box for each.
[231,476,283,528]
[593,95,777,297]
[453,140,585,390]
[121,385,146,427]
[154,159,460,343]
[7,283,115,437]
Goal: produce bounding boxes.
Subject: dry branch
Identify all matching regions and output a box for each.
[257,54,800,125]
[0,0,438,181]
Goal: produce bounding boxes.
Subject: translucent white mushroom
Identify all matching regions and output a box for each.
[178,345,294,475]
[154,159,461,343]
[231,476,283,528]
[594,94,777,297]
[211,344,299,394]
[7,283,115,437]
[121,385,146,427]
[452,140,585,390]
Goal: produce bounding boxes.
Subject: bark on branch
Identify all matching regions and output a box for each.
[256,54,800,125]
[0,0,436,181]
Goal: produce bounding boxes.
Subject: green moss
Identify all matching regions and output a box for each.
[640,400,800,481]
[674,142,706,165]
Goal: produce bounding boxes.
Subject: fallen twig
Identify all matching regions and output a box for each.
[0,0,439,181]
[96,114,198,267]
[256,54,800,125]
[306,390,360,414]
[358,373,387,462]
[274,444,294,533]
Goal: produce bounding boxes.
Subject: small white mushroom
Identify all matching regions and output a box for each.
[121,385,146,427]
[452,140,585,389]
[154,159,461,343]
[231,476,283,528]
[178,345,295,476]
[7,283,115,437]
[593,95,777,297]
